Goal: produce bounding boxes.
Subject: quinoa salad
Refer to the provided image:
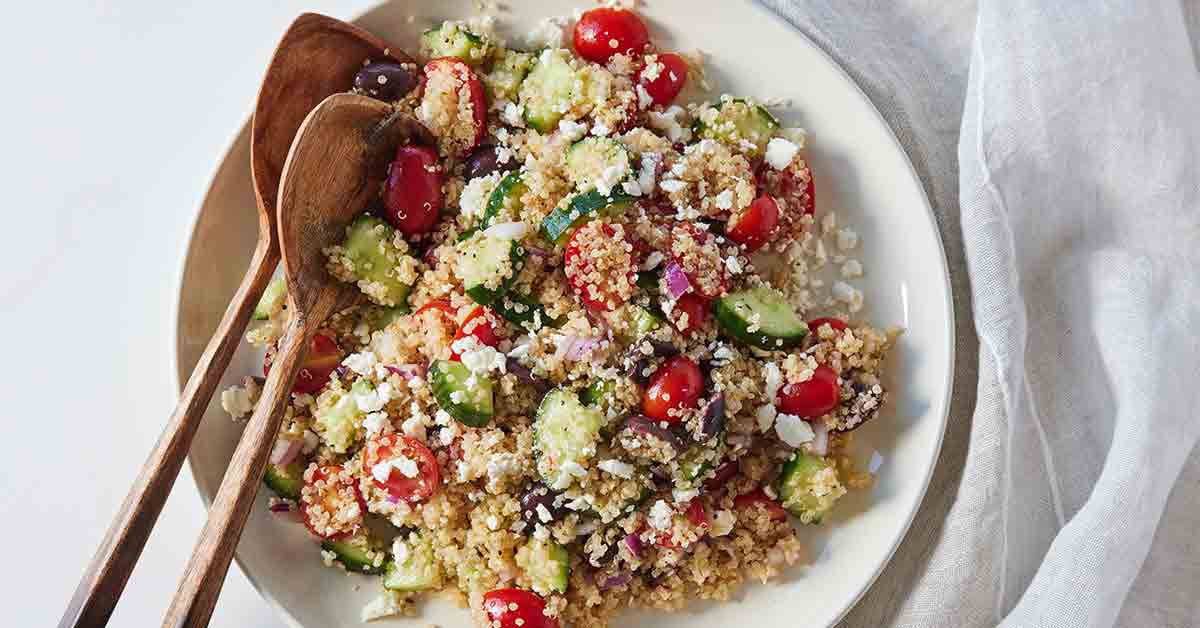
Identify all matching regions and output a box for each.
[221,6,897,627]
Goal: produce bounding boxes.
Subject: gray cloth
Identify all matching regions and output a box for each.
[759,1,1200,626]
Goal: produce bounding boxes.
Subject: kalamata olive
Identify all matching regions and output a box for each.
[354,60,417,101]
[464,145,519,181]
[506,358,550,394]
[697,393,725,441]
[520,484,567,528]
[623,414,684,451]
[629,357,653,386]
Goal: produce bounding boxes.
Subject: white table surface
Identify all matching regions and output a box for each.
[0,2,376,625]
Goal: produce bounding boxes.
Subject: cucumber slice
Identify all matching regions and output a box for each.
[579,379,615,407]
[336,215,416,308]
[383,533,439,591]
[535,388,604,486]
[263,460,305,499]
[480,171,527,230]
[516,537,570,594]
[776,451,846,524]
[564,137,632,192]
[540,189,635,245]
[253,277,287,320]
[519,49,580,132]
[615,305,661,342]
[313,379,371,453]
[430,360,494,427]
[484,48,534,101]
[421,22,491,66]
[492,292,564,331]
[713,286,808,351]
[458,233,526,306]
[695,99,781,158]
[364,304,410,331]
[322,534,386,574]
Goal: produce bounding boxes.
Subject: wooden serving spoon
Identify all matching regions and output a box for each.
[59,14,407,628]
[163,93,413,627]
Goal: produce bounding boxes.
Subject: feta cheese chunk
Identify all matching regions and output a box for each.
[764,137,799,170]
[775,413,815,447]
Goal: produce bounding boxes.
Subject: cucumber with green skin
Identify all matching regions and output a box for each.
[535,388,604,486]
[693,98,781,158]
[322,534,386,574]
[421,22,491,66]
[458,233,526,306]
[564,137,632,191]
[253,277,287,320]
[776,451,846,524]
[480,171,527,231]
[430,360,494,427]
[484,48,534,101]
[540,189,636,245]
[491,292,563,331]
[713,286,808,351]
[383,533,439,591]
[519,49,580,132]
[517,537,570,594]
[339,215,415,308]
[313,379,372,454]
[263,460,305,499]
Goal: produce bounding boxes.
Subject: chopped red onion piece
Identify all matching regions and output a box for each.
[566,336,602,361]
[598,572,632,591]
[810,419,829,456]
[623,533,646,558]
[385,363,425,379]
[663,260,691,298]
[270,438,302,466]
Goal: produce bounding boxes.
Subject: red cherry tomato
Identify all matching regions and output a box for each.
[385,145,444,237]
[563,222,639,311]
[573,7,650,63]
[733,488,788,522]
[685,499,710,528]
[482,589,559,628]
[807,317,848,334]
[776,365,841,418]
[637,52,689,106]
[415,299,458,322]
[727,194,780,251]
[670,293,709,335]
[642,355,704,423]
[422,58,487,155]
[265,332,341,395]
[300,464,365,540]
[450,306,500,361]
[362,434,441,504]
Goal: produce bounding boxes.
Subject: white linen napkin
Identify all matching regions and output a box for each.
[761,0,1200,626]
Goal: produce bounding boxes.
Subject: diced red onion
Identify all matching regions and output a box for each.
[565,336,602,361]
[810,419,829,456]
[386,363,425,380]
[599,572,632,591]
[270,438,302,466]
[623,533,646,558]
[663,261,691,298]
[524,244,554,258]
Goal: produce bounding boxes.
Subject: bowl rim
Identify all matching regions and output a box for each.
[174,3,956,626]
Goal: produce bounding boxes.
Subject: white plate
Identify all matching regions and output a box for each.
[177,1,954,626]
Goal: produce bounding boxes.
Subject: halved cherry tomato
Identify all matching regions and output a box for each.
[642,355,704,423]
[300,464,365,540]
[776,365,840,418]
[450,306,500,361]
[807,317,848,334]
[573,7,650,63]
[265,332,341,395]
[362,434,441,504]
[482,589,559,628]
[727,194,780,251]
[385,145,444,237]
[733,488,788,522]
[563,222,639,311]
[421,57,487,155]
[670,293,709,335]
[638,52,689,106]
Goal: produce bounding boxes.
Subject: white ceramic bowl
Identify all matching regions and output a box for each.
[177,1,954,626]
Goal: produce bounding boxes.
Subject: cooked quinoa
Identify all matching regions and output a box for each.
[228,8,895,628]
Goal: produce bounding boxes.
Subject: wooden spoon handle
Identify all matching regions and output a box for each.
[59,242,279,628]
[161,312,315,628]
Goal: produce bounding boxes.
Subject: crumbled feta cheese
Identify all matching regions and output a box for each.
[636,84,653,109]
[562,461,587,478]
[536,503,553,523]
[598,459,634,478]
[763,362,783,399]
[832,280,864,312]
[372,456,418,484]
[508,336,533,359]
[362,411,389,436]
[641,251,665,271]
[647,105,691,143]
[711,509,736,536]
[660,179,686,193]
[558,119,589,142]
[648,500,673,530]
[342,351,378,376]
[391,538,409,564]
[841,259,863,278]
[401,415,427,442]
[354,381,394,413]
[220,378,259,420]
[501,100,526,127]
[461,343,506,375]
[756,403,778,433]
[591,121,611,136]
[638,152,659,194]
[836,228,859,251]
[487,453,521,483]
[775,413,815,447]
[595,163,628,196]
[713,189,734,210]
[725,255,743,275]
[486,515,500,530]
[483,221,528,241]
[672,488,700,503]
[361,591,406,622]
[526,16,569,48]
[622,179,643,196]
[764,137,799,170]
